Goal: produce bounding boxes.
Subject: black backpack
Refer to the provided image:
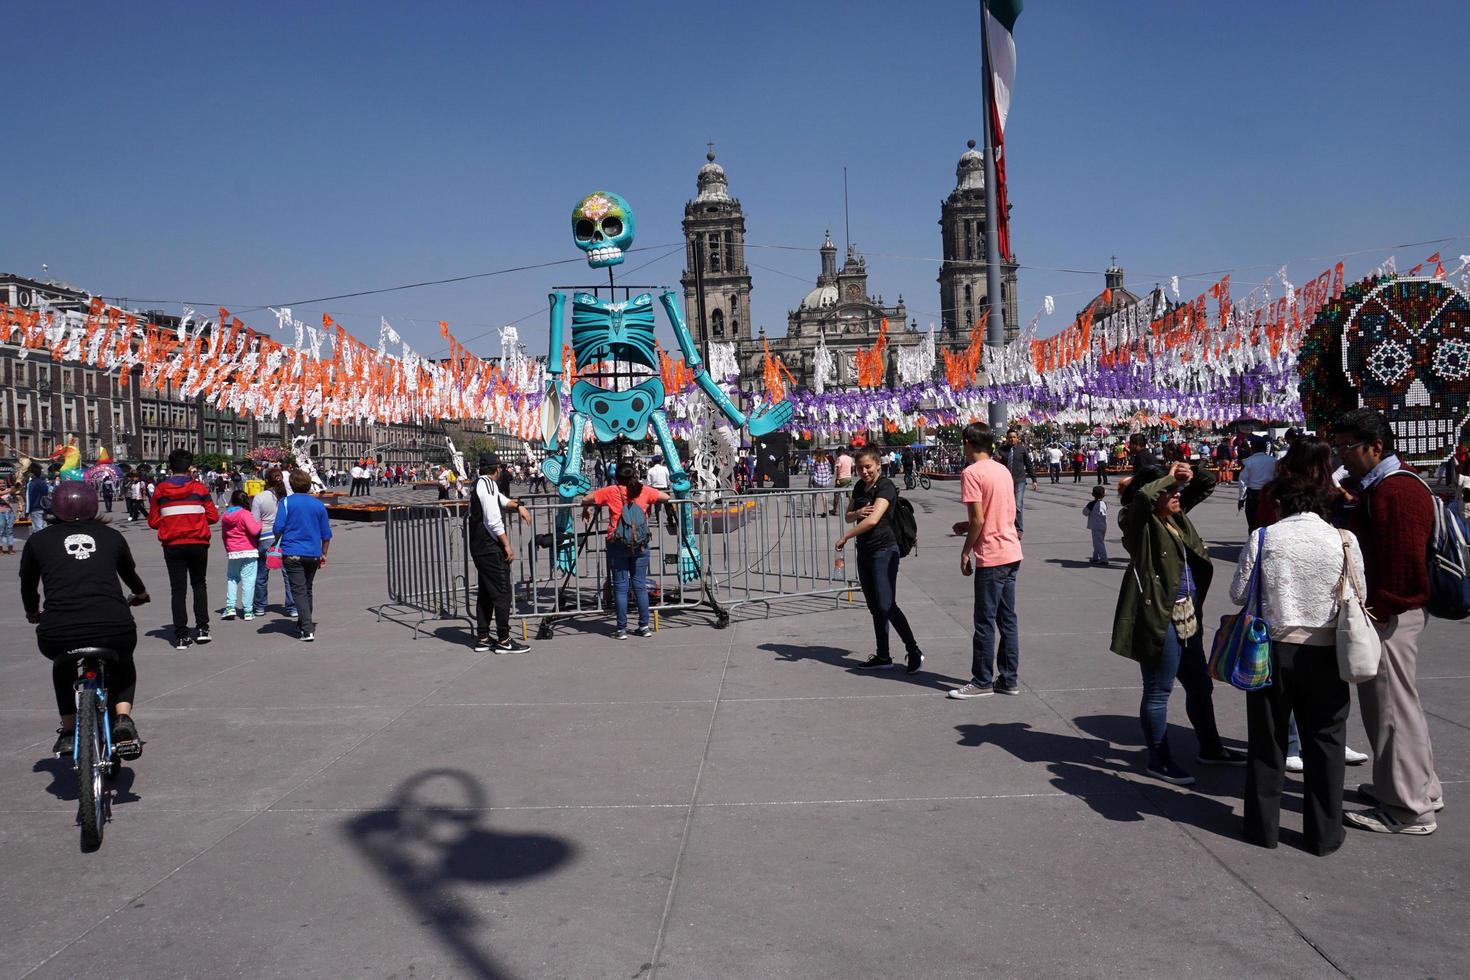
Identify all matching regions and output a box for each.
[1379,470,1470,620]
[892,494,918,557]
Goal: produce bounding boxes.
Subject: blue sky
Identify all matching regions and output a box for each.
[6,0,1468,359]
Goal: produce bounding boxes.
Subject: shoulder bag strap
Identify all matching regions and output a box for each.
[1249,527,1267,617]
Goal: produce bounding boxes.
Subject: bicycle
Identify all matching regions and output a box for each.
[906,472,931,491]
[58,646,122,850]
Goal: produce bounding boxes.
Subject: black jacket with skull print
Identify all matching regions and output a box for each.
[20,519,147,644]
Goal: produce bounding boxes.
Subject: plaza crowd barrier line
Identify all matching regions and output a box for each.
[377,486,862,642]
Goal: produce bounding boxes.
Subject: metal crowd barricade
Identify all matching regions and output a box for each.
[379,485,864,641]
[697,487,859,626]
[498,496,705,639]
[378,503,474,638]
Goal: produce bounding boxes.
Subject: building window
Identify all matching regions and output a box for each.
[711,309,725,338]
[708,234,721,272]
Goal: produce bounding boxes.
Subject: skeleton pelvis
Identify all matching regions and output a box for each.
[572,378,665,442]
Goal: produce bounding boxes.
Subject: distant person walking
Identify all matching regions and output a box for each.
[950,422,1023,698]
[219,489,261,622]
[836,447,923,673]
[1084,484,1109,564]
[1001,431,1038,537]
[149,449,219,650]
[273,469,333,642]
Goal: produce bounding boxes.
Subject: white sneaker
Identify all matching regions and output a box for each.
[1344,746,1370,766]
[1285,755,1304,773]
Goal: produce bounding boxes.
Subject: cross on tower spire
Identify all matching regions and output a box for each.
[706,140,715,162]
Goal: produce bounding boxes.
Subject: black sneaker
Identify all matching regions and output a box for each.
[613,628,629,640]
[52,727,74,757]
[173,632,193,651]
[856,655,895,670]
[495,638,532,654]
[1197,748,1247,767]
[113,714,142,760]
[994,681,1022,696]
[473,635,492,652]
[634,625,654,638]
[301,631,315,643]
[1145,760,1197,786]
[905,649,924,675]
[194,627,212,645]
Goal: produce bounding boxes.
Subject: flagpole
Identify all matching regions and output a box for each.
[979,0,1008,432]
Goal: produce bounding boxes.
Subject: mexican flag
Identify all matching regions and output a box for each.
[983,0,1022,262]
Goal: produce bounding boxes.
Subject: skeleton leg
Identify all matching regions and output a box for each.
[540,410,592,499]
[651,409,700,583]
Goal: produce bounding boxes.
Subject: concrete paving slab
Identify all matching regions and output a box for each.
[698,693,1125,804]
[273,701,716,811]
[25,804,686,980]
[0,808,256,978]
[655,795,1343,980]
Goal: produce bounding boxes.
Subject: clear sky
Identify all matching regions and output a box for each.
[6,0,1468,359]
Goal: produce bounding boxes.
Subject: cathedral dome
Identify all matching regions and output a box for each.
[955,139,984,191]
[800,284,839,311]
[695,149,731,203]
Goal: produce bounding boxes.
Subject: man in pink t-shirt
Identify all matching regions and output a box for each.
[950,421,1024,699]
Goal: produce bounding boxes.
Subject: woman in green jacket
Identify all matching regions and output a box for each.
[1111,461,1245,785]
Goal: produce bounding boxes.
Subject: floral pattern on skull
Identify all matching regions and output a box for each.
[1341,277,1470,462]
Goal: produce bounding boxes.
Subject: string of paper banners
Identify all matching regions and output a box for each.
[2,251,1466,444]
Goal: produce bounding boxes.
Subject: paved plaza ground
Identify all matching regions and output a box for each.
[1,476,1465,979]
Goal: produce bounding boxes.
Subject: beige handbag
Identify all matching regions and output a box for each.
[1335,530,1381,684]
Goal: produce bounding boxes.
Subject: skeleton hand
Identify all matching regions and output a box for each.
[671,472,691,494]
[747,400,794,437]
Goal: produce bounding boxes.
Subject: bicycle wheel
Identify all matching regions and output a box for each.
[76,697,104,850]
[920,474,931,490]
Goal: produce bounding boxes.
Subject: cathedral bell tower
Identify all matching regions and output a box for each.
[680,146,753,345]
[938,140,1019,344]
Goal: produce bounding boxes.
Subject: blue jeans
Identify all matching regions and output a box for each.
[607,541,649,630]
[253,539,296,614]
[0,509,13,547]
[856,546,918,659]
[1012,482,1026,534]
[28,510,47,532]
[971,561,1020,687]
[1138,619,1224,765]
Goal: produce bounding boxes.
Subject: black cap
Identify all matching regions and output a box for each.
[478,453,501,469]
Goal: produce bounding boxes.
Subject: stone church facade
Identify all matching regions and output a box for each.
[680,143,1021,389]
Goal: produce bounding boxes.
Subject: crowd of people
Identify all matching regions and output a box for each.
[14,406,1466,855]
[835,407,1459,853]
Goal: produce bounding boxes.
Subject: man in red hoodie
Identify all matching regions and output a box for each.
[149,448,220,650]
[1332,408,1443,835]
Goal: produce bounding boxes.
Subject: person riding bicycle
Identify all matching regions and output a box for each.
[19,481,150,759]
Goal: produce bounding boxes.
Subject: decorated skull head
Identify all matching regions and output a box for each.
[572,192,634,268]
[1342,278,1470,462]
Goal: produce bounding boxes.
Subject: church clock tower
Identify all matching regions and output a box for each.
[939,140,1019,344]
[681,147,754,346]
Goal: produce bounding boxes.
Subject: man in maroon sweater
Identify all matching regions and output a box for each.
[1332,408,1442,835]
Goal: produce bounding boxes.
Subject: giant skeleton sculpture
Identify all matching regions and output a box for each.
[539,191,793,580]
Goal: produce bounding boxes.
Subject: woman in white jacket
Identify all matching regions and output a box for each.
[1230,471,1366,856]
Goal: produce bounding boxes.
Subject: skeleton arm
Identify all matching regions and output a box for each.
[546,292,567,375]
[660,289,749,426]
